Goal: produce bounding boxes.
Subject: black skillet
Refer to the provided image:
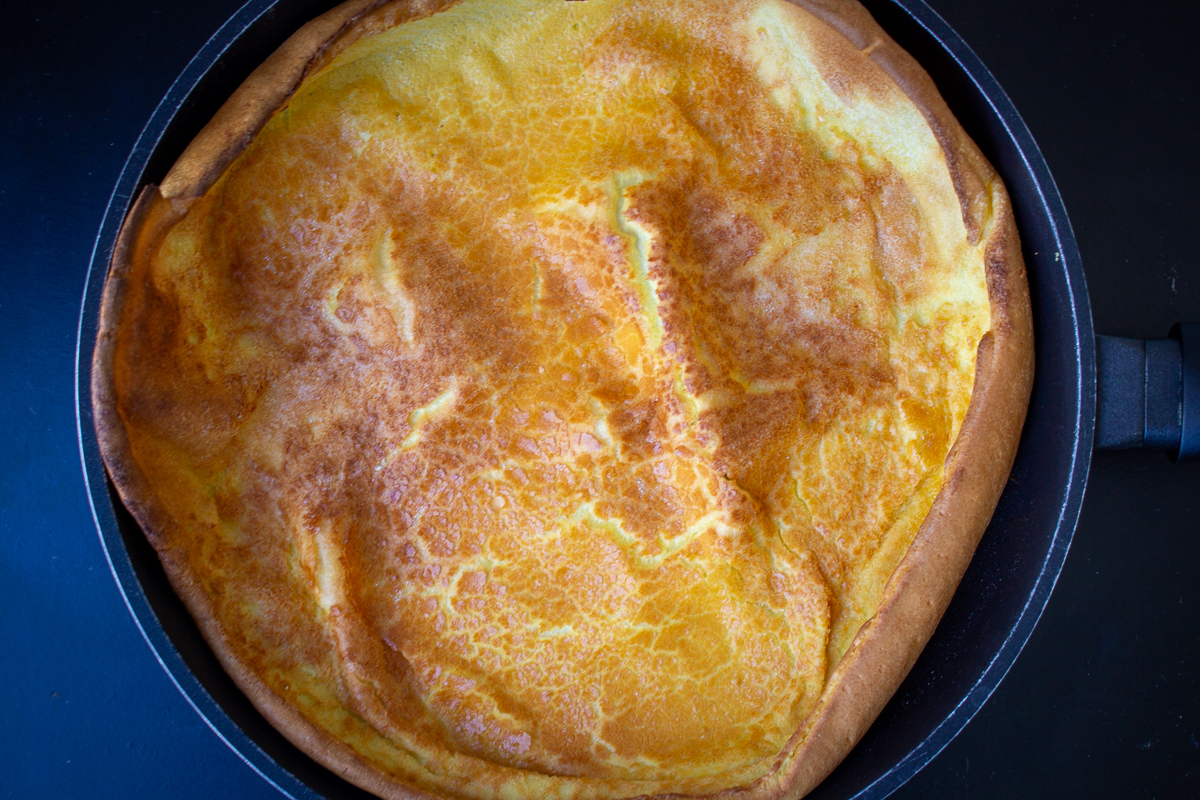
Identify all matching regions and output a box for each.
[73,0,1196,797]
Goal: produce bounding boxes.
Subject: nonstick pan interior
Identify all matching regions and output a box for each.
[75,1,1095,797]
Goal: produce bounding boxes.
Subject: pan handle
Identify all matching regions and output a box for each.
[1095,323,1200,461]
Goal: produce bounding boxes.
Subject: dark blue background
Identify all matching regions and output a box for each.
[3,1,1198,797]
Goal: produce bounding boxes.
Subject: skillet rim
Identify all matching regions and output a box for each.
[73,1,1094,798]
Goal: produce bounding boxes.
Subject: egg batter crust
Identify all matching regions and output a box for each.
[92,0,1033,798]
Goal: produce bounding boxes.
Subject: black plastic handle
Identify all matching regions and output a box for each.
[1095,323,1200,461]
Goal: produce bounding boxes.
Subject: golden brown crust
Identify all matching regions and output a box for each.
[712,3,1034,796]
[159,0,392,206]
[786,0,993,246]
[159,0,466,206]
[734,200,1032,800]
[93,185,442,800]
[96,3,470,799]
[94,187,188,552]
[94,1,1033,799]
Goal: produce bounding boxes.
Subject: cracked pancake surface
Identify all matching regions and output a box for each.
[93,0,1032,798]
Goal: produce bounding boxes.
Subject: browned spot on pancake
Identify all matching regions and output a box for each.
[101,0,999,797]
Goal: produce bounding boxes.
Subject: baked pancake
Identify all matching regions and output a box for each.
[92,1,1033,798]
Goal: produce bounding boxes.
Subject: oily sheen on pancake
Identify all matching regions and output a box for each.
[92,0,1033,798]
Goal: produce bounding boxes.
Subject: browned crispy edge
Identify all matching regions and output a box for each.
[92,1,1034,799]
[696,3,1035,799]
[94,196,443,800]
[93,3,453,799]
[158,0,387,208]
